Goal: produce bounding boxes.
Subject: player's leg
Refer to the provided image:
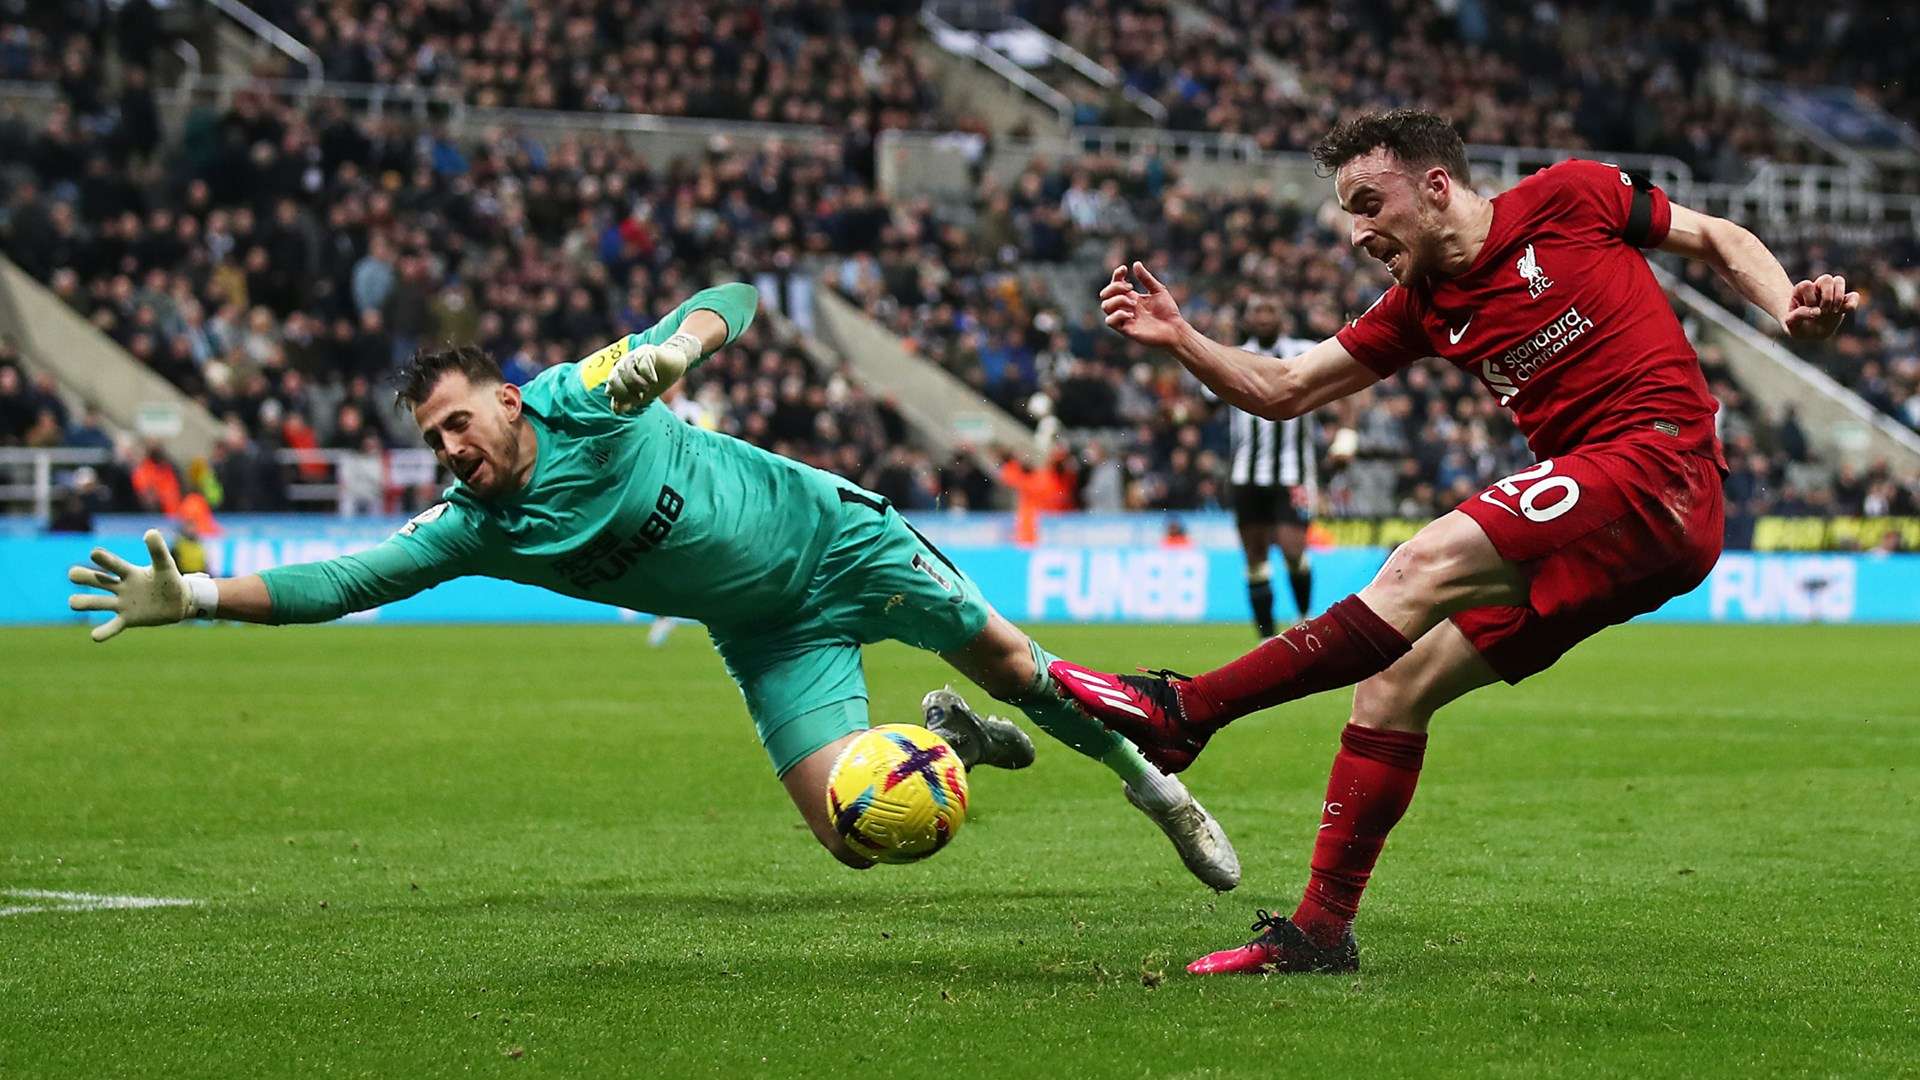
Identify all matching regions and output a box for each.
[1050,508,1525,770]
[1188,446,1728,972]
[1237,517,1279,638]
[1275,519,1313,618]
[713,632,881,869]
[1188,622,1498,974]
[940,610,1240,890]
[778,723,875,870]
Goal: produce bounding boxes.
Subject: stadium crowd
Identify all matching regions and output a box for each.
[1025,0,1850,179]
[2,3,1916,543]
[1676,234,1920,436]
[255,0,940,132]
[829,147,1920,524]
[0,80,963,516]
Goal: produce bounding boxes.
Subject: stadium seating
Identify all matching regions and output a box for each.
[269,0,940,130]
[0,84,954,511]
[1016,0,1857,180]
[3,2,1915,532]
[1675,235,1920,435]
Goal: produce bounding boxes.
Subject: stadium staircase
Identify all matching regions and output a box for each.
[0,254,221,462]
[9,3,1916,489]
[811,287,1043,462]
[920,2,1166,131]
[1655,267,1920,472]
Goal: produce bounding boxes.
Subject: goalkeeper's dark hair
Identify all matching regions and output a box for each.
[394,343,503,409]
[1311,108,1470,186]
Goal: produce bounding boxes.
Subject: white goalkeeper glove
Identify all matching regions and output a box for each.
[67,528,218,642]
[606,331,703,414]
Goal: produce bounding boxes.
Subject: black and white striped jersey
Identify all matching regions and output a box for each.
[1217,335,1319,489]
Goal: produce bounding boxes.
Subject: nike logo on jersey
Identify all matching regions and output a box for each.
[1447,316,1473,345]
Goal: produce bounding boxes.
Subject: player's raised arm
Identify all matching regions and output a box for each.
[605,282,761,413]
[1658,204,1861,340]
[1100,262,1379,420]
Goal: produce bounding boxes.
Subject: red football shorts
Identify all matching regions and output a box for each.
[1450,436,1724,683]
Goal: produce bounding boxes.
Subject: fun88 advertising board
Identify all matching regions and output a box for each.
[4,513,1919,625]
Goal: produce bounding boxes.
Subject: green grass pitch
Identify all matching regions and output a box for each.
[2,622,1916,1077]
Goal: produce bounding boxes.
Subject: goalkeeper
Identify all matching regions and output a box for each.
[67,282,1240,886]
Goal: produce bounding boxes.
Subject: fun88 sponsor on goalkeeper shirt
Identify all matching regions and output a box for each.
[257,283,858,631]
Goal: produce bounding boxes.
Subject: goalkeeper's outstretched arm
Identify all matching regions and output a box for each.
[68,529,461,641]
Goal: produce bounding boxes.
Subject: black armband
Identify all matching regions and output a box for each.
[1623,171,1657,248]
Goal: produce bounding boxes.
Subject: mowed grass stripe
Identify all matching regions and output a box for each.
[1,623,1914,1078]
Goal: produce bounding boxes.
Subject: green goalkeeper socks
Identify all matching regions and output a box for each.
[1008,640,1182,799]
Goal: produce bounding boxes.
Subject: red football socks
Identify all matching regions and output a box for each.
[1292,723,1427,948]
[1178,596,1412,730]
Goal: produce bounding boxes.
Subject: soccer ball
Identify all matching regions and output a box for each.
[824,724,968,864]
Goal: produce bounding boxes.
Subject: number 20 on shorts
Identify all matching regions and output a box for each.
[1479,460,1581,522]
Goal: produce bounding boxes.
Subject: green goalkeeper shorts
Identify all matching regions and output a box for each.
[709,489,993,776]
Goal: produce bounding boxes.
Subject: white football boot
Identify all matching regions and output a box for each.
[1125,783,1241,891]
[922,687,1036,771]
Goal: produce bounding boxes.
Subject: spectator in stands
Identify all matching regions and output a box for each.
[0,361,35,443]
[351,234,396,318]
[1000,445,1079,543]
[130,440,182,515]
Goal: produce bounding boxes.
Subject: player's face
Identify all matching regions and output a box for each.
[412,372,526,500]
[1336,149,1444,286]
[1245,299,1281,341]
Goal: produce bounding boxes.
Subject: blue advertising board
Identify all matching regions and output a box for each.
[5,526,1918,627]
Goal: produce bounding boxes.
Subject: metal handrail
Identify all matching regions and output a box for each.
[1739,79,1873,176]
[0,448,113,520]
[1009,15,1170,126]
[171,40,201,100]
[920,6,1074,125]
[203,0,323,85]
[164,73,465,121]
[1464,144,1695,193]
[1654,267,1920,464]
[0,446,450,519]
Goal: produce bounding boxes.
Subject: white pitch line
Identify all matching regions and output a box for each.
[0,888,198,917]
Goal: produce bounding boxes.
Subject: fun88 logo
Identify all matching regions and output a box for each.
[1026,549,1209,622]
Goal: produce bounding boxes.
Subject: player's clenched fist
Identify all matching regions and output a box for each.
[1782,273,1861,340]
[607,331,703,413]
[1099,261,1188,350]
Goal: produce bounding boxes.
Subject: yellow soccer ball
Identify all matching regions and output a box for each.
[824,724,969,864]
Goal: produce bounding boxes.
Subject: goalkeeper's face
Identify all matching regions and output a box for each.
[412,371,530,500]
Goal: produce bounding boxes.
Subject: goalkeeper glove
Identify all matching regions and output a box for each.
[606,331,703,414]
[67,528,218,642]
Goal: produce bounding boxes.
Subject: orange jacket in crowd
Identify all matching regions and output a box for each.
[1000,450,1077,545]
[131,454,182,515]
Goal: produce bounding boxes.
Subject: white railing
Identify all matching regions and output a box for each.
[1014,15,1169,125]
[0,447,447,520]
[170,73,466,121]
[1465,144,1695,194]
[204,0,323,85]
[1061,125,1266,162]
[921,6,1074,124]
[272,447,445,514]
[0,448,111,519]
[1654,267,1920,467]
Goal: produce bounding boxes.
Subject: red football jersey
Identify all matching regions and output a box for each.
[1336,159,1724,468]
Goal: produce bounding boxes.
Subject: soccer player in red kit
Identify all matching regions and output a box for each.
[1050,108,1862,975]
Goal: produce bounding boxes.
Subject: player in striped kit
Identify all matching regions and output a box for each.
[1221,296,1321,636]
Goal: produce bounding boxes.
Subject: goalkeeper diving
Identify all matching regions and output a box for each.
[67,283,1239,884]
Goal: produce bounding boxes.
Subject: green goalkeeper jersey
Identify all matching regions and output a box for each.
[259,283,859,634]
